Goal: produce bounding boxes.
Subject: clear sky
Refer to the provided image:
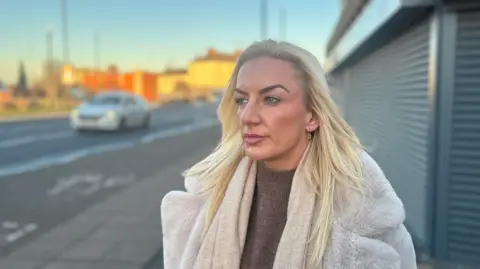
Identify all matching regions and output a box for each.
[0,0,341,84]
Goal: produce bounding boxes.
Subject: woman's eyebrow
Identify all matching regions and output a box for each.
[235,84,290,95]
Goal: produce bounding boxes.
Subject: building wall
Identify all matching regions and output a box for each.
[142,72,158,102]
[156,73,188,96]
[187,60,235,90]
[122,73,134,93]
[83,72,100,92]
[133,71,158,102]
[0,90,11,103]
[62,65,75,85]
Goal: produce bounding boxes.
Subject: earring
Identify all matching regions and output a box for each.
[306,127,313,140]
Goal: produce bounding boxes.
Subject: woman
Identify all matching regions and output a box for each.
[161,40,417,269]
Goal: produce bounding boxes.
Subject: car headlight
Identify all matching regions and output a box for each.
[104,110,117,120]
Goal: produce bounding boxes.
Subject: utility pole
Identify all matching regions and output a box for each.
[94,32,101,70]
[46,30,54,72]
[260,0,268,40]
[279,7,286,41]
[45,29,57,100]
[61,0,70,63]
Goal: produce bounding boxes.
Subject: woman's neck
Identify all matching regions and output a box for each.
[263,141,308,171]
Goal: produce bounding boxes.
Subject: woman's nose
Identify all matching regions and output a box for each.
[240,102,261,125]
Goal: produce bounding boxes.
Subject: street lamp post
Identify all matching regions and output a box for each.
[46,29,53,72]
[61,0,70,64]
[279,8,286,41]
[260,0,268,40]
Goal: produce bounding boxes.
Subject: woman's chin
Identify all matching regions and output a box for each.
[244,147,272,161]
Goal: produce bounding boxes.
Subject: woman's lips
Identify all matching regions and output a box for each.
[243,134,266,145]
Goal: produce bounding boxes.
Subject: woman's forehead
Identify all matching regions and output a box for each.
[236,57,301,91]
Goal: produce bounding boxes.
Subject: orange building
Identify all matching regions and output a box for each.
[120,71,159,102]
[136,71,158,102]
[102,65,121,89]
[0,90,11,103]
[120,73,134,93]
[64,65,123,94]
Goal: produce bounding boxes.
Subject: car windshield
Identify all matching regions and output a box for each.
[88,95,123,105]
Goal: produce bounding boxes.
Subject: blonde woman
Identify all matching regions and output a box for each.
[161,40,417,269]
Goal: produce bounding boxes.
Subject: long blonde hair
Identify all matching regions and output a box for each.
[184,40,365,266]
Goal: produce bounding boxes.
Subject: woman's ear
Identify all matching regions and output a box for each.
[305,112,320,132]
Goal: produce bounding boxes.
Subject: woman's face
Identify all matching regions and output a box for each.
[235,56,319,170]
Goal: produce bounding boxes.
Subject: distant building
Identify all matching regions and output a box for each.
[0,83,12,103]
[187,48,240,92]
[326,0,480,267]
[123,71,158,102]
[61,47,242,103]
[62,64,76,85]
[63,65,121,93]
[156,68,188,97]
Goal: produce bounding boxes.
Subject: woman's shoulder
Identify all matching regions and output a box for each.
[161,176,207,269]
[334,150,406,237]
[161,176,206,212]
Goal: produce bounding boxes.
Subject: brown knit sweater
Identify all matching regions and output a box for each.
[240,162,296,269]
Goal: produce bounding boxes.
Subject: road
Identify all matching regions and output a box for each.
[0,102,218,177]
[0,102,220,257]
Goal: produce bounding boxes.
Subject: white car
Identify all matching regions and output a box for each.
[70,91,151,132]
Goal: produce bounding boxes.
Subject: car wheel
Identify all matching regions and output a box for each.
[141,114,150,129]
[75,128,86,134]
[117,117,127,131]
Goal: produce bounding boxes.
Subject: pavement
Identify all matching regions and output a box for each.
[0,112,71,123]
[0,124,221,269]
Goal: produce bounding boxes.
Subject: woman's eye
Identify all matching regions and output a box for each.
[265,96,280,104]
[235,98,248,105]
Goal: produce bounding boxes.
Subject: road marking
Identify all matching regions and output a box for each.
[2,221,19,230]
[48,173,103,196]
[103,174,136,188]
[5,230,25,243]
[1,221,38,246]
[23,223,38,233]
[48,173,137,199]
[0,131,73,149]
[0,118,219,178]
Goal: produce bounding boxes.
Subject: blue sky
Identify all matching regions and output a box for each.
[0,0,341,84]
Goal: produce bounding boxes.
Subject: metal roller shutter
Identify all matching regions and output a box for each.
[446,10,480,262]
[345,20,431,242]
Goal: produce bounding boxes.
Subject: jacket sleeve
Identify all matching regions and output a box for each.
[161,177,205,269]
[378,224,417,269]
[345,151,417,269]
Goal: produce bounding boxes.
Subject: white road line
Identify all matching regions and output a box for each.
[3,223,38,243]
[0,119,219,178]
[47,173,137,199]
[0,131,73,149]
[2,221,19,230]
